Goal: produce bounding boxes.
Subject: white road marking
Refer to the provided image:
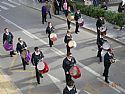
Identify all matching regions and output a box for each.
[0,5,8,10]
[1,15,125,94]
[1,1,16,8]
[8,0,21,6]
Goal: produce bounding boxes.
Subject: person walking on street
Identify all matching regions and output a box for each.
[16,37,28,70]
[3,28,16,57]
[45,1,52,19]
[64,30,72,55]
[62,52,77,84]
[46,22,55,47]
[31,47,44,84]
[41,5,47,24]
[74,9,81,34]
[66,6,71,29]
[103,49,115,83]
[54,0,60,15]
[63,80,78,94]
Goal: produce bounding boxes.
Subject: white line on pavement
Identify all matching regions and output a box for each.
[1,15,125,94]
[2,1,16,8]
[8,0,21,6]
[0,5,8,10]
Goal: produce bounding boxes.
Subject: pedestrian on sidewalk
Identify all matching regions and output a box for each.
[31,47,44,84]
[118,1,124,13]
[64,30,72,55]
[16,37,28,70]
[54,0,60,15]
[46,22,55,47]
[63,80,78,94]
[45,1,52,19]
[65,6,71,29]
[74,9,81,34]
[62,52,77,84]
[41,5,47,24]
[100,2,107,10]
[3,28,16,57]
[103,49,115,83]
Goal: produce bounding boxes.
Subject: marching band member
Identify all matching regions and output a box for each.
[31,47,44,84]
[97,35,107,63]
[74,9,81,34]
[16,37,27,70]
[46,22,55,47]
[103,49,115,83]
[65,6,71,29]
[3,28,16,57]
[64,30,72,55]
[63,52,76,84]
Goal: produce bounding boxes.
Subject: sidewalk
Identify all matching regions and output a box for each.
[0,69,22,94]
[12,0,125,45]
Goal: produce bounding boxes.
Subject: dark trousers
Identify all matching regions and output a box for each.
[75,21,79,33]
[103,64,111,77]
[42,14,47,24]
[21,58,26,70]
[67,19,71,29]
[97,28,100,40]
[65,72,72,84]
[10,50,14,56]
[97,45,102,62]
[66,45,70,55]
[48,11,51,19]
[54,7,59,15]
[49,36,53,47]
[35,67,41,84]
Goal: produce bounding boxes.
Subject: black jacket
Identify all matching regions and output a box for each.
[31,51,44,66]
[3,32,13,44]
[97,38,106,47]
[46,26,55,35]
[63,85,77,94]
[63,57,76,73]
[16,41,27,53]
[64,34,72,44]
[74,12,81,21]
[104,52,114,66]
[96,18,103,29]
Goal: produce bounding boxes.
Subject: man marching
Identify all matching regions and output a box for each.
[3,28,16,57]
[62,52,76,84]
[16,37,28,70]
[31,47,44,84]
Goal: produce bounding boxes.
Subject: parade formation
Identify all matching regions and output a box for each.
[1,0,123,94]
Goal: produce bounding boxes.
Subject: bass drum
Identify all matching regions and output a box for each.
[3,41,13,51]
[102,41,111,50]
[50,33,57,42]
[78,18,84,27]
[70,66,81,79]
[68,40,77,48]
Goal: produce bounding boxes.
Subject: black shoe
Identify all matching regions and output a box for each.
[12,53,16,55]
[40,74,43,78]
[105,80,109,83]
[10,55,13,57]
[38,82,40,84]
[75,32,78,34]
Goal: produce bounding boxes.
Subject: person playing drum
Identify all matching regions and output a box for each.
[16,37,28,70]
[46,22,55,47]
[62,52,76,84]
[97,35,107,63]
[3,28,16,57]
[64,30,72,55]
[31,47,44,84]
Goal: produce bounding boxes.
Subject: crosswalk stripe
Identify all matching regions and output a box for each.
[1,1,16,8]
[0,5,8,10]
[8,0,21,6]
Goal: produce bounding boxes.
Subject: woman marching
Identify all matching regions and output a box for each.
[3,28,16,57]
[16,37,28,70]
[46,22,55,47]
[31,47,44,84]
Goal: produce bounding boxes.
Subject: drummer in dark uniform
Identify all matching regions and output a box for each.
[103,49,114,83]
[46,22,55,47]
[3,28,16,57]
[64,30,72,55]
[31,47,44,84]
[97,35,107,63]
[74,9,81,34]
[62,52,76,84]
[16,37,28,70]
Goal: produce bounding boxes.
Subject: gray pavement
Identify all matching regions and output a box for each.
[0,0,125,94]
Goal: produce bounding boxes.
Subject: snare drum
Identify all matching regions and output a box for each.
[3,41,13,51]
[78,18,84,27]
[100,26,107,36]
[68,40,77,48]
[70,66,81,79]
[50,33,57,42]
[21,50,31,64]
[102,41,111,50]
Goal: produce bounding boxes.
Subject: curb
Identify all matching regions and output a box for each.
[19,2,125,46]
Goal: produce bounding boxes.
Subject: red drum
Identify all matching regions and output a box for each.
[3,41,13,51]
[50,33,57,42]
[100,26,107,36]
[78,18,84,27]
[37,61,49,74]
[68,40,77,48]
[70,66,81,79]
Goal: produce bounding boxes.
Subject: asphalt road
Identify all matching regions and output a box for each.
[0,0,125,94]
